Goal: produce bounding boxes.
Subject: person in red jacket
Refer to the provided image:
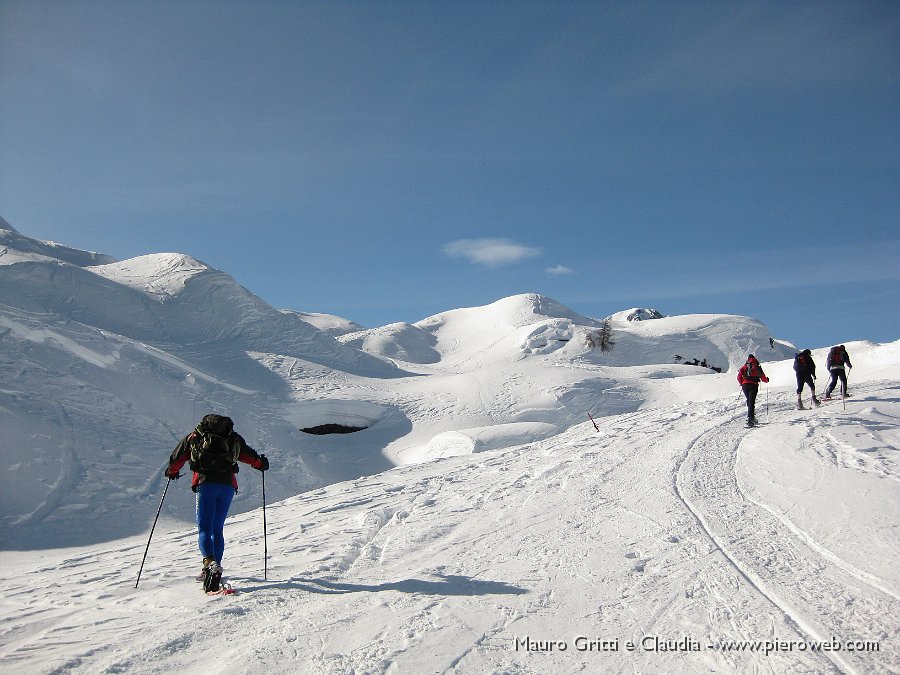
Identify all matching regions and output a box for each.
[737,354,769,426]
[165,414,269,588]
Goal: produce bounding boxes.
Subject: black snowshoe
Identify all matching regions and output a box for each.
[203,562,223,593]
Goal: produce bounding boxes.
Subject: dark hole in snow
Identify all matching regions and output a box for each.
[300,424,368,435]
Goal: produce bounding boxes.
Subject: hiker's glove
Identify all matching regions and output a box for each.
[257,455,269,472]
[848,364,852,370]
[762,376,769,383]
[164,467,181,480]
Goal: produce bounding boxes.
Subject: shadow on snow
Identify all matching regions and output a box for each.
[235,573,529,597]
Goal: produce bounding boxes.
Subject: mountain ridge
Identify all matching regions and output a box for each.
[0,224,840,550]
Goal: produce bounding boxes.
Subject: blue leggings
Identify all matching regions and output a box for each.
[195,483,235,564]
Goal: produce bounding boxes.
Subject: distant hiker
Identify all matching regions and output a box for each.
[165,414,269,590]
[737,354,769,426]
[769,337,775,349]
[823,345,852,399]
[793,349,820,409]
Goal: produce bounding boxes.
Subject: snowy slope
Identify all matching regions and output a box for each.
[1,359,897,674]
[1,222,898,673]
[281,309,365,337]
[338,293,796,464]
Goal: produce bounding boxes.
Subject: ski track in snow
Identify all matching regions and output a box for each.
[676,383,899,675]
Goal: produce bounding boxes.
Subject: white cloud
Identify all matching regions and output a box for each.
[443,238,541,268]
[546,264,575,275]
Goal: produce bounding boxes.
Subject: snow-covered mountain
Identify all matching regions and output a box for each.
[1,221,898,673]
[0,217,117,267]
[0,222,828,547]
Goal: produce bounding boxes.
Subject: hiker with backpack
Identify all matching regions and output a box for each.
[737,354,769,426]
[824,344,853,399]
[165,414,269,591]
[793,349,821,409]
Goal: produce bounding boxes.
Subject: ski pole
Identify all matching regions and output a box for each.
[588,412,600,432]
[262,470,268,581]
[135,477,173,588]
[766,382,769,421]
[842,370,848,410]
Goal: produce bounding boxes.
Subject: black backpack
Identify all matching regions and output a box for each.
[745,359,762,379]
[189,414,241,475]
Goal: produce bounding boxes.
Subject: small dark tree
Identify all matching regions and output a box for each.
[598,319,616,352]
[586,320,616,352]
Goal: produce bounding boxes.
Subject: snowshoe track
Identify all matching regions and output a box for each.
[676,391,899,674]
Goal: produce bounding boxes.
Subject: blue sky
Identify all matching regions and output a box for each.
[1,0,898,350]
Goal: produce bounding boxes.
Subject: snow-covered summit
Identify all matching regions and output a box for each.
[88,253,210,300]
[607,307,665,322]
[418,293,601,332]
[0,228,399,376]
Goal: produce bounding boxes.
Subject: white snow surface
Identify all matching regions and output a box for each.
[1,226,899,674]
[280,309,365,337]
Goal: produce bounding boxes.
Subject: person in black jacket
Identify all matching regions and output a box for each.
[793,349,820,409]
[824,345,852,399]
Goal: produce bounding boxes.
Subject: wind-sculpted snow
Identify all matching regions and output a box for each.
[406,422,561,463]
[339,322,441,364]
[346,292,792,374]
[87,253,209,299]
[0,240,400,377]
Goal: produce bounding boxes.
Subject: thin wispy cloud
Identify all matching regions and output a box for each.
[546,264,575,275]
[568,238,900,304]
[443,238,541,268]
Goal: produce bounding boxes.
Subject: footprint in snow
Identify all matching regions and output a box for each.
[625,552,649,572]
